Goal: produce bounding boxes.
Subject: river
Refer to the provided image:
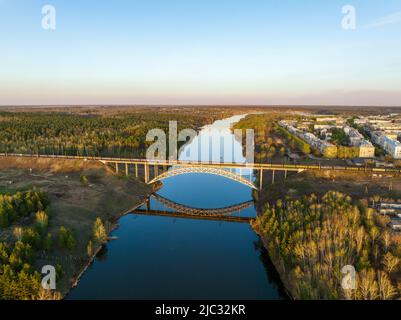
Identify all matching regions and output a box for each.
[67,115,286,300]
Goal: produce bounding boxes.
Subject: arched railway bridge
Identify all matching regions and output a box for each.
[2,153,401,190]
[148,167,258,189]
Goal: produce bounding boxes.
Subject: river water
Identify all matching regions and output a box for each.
[68,115,286,300]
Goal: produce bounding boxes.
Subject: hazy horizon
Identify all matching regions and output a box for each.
[1,104,401,109]
[1,0,401,106]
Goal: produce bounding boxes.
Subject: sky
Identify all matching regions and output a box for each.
[0,0,401,106]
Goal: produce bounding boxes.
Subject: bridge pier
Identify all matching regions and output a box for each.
[144,164,149,183]
[115,162,119,174]
[259,169,263,189]
[125,163,129,176]
[135,164,138,178]
[284,170,287,179]
[272,170,275,184]
[155,165,159,177]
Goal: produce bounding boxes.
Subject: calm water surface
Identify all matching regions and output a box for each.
[68,115,286,300]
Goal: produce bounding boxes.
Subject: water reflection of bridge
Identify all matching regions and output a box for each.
[132,194,255,224]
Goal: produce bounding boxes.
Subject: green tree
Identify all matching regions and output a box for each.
[35,211,49,232]
[323,146,338,158]
[58,226,76,250]
[80,175,89,186]
[21,228,42,250]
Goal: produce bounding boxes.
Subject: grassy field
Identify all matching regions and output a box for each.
[256,169,401,209]
[0,157,153,296]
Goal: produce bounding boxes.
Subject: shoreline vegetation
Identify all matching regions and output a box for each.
[67,184,162,298]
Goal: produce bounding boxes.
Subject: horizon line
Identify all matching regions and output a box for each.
[1,104,401,109]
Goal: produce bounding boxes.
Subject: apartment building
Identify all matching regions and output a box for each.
[343,126,375,158]
[279,121,336,154]
[370,130,401,159]
[383,136,401,159]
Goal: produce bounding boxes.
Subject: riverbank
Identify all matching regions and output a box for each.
[67,183,162,298]
[0,157,154,298]
[251,222,295,299]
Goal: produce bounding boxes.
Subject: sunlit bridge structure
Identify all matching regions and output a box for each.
[132,194,255,223]
[148,166,258,189]
[3,154,400,190]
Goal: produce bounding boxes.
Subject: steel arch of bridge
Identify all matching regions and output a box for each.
[152,193,254,216]
[148,166,257,189]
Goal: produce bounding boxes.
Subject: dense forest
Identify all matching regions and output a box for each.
[0,189,60,299]
[0,109,230,158]
[0,190,48,228]
[253,191,401,299]
[0,187,110,300]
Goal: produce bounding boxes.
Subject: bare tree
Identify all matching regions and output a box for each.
[383,252,400,275]
[377,271,397,300]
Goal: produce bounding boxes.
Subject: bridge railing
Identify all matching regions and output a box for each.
[1,153,401,173]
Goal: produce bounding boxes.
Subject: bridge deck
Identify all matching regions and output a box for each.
[1,153,401,174]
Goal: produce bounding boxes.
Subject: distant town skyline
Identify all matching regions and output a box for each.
[1,0,401,106]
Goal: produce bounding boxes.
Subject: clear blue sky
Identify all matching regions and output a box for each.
[1,0,401,106]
